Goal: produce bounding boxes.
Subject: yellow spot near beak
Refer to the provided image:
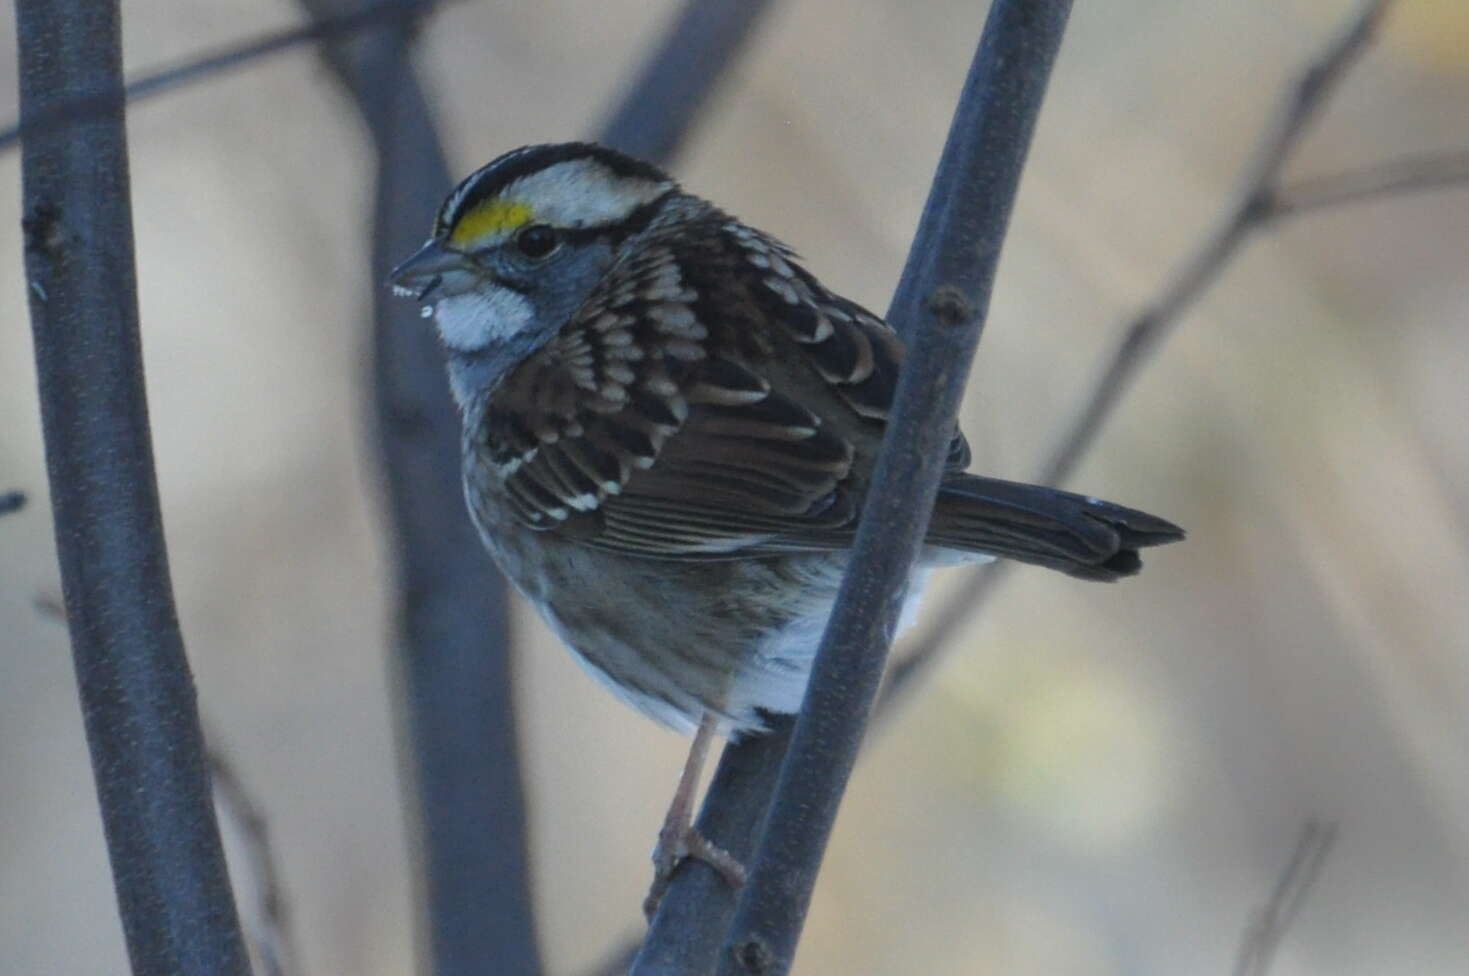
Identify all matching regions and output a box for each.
[449,199,534,248]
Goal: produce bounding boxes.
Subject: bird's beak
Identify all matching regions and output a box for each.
[387,239,470,300]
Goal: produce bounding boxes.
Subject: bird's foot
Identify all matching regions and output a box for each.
[643,822,746,921]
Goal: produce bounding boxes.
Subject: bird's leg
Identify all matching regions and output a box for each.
[643,711,746,920]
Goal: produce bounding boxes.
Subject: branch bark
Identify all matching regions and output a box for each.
[634,3,1075,974]
[306,0,777,971]
[16,0,250,972]
[714,6,1074,972]
[299,3,537,974]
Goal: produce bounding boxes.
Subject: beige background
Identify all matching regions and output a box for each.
[2,0,1467,973]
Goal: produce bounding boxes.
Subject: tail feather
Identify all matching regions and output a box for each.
[925,475,1184,581]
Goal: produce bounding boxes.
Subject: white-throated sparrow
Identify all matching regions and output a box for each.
[390,142,1183,908]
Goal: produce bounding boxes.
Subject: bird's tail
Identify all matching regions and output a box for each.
[924,475,1184,581]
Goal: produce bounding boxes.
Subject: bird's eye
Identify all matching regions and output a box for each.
[515,224,559,260]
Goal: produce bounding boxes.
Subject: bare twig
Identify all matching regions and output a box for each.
[0,490,24,516]
[17,0,249,971]
[210,749,297,976]
[1041,0,1391,490]
[1270,149,1469,218]
[882,0,1399,709]
[1233,821,1339,976]
[0,0,447,153]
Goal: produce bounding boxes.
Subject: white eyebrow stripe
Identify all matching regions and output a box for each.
[504,158,672,228]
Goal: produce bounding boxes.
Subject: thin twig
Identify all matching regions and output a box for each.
[210,749,297,976]
[0,0,446,153]
[881,0,1398,710]
[0,491,24,517]
[1233,821,1339,976]
[17,0,249,971]
[1042,0,1391,489]
[1269,149,1469,218]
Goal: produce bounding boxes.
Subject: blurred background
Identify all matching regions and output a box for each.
[2,0,1467,973]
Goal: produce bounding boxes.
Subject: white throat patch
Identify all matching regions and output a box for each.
[433,287,533,354]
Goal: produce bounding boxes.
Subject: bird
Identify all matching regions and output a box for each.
[388,141,1183,915]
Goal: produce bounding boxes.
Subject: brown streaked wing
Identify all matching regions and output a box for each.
[480,207,964,557]
[478,211,852,556]
[725,222,970,474]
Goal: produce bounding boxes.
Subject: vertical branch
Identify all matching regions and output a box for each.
[301,2,539,974]
[304,0,778,970]
[15,1,251,973]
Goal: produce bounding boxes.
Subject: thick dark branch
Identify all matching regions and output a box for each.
[882,0,1396,709]
[1233,821,1338,976]
[0,0,445,153]
[598,0,775,163]
[16,1,250,973]
[0,490,24,516]
[299,2,538,974]
[704,5,1074,975]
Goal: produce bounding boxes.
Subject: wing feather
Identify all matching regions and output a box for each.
[475,202,957,557]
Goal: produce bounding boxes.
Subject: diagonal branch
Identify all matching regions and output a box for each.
[1268,148,1469,218]
[1233,820,1338,976]
[645,5,1076,976]
[633,716,794,974]
[210,748,298,976]
[16,0,250,972]
[882,0,1398,709]
[1040,0,1391,491]
[0,0,449,153]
